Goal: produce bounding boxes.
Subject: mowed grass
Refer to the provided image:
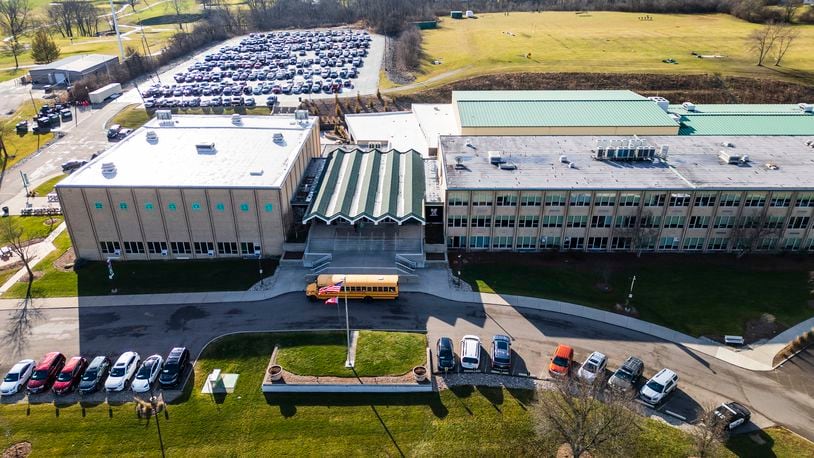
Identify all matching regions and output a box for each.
[0,100,55,169]
[31,174,66,196]
[110,104,276,130]
[109,103,151,129]
[2,215,63,242]
[727,426,814,457]
[276,331,426,377]
[459,253,814,337]
[412,12,814,88]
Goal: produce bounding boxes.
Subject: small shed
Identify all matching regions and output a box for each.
[450,10,463,19]
[28,54,118,86]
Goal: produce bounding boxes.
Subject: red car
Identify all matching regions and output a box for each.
[27,352,66,394]
[548,344,574,377]
[52,356,88,395]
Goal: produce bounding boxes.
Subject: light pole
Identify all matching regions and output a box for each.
[108,0,126,62]
[150,395,166,458]
[624,275,637,310]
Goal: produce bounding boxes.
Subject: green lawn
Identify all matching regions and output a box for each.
[1,100,55,169]
[405,12,814,89]
[727,427,814,457]
[109,103,152,129]
[110,104,277,131]
[2,215,63,242]
[31,174,66,196]
[2,234,279,298]
[459,253,814,337]
[275,331,426,377]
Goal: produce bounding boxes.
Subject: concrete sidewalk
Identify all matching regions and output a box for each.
[0,264,808,372]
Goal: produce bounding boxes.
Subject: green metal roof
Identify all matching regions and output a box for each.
[678,114,814,136]
[304,149,425,225]
[669,104,810,115]
[456,100,679,128]
[453,90,647,102]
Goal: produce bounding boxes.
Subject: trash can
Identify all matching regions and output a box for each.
[2,206,9,217]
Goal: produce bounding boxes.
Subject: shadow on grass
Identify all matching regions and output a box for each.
[263,391,449,419]
[726,428,776,456]
[138,13,203,26]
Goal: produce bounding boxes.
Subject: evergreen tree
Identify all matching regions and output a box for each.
[30,29,60,64]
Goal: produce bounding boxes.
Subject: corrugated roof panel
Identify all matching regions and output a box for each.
[453,90,646,102]
[678,114,814,136]
[669,104,810,115]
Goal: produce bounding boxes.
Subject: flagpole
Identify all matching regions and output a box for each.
[344,275,352,368]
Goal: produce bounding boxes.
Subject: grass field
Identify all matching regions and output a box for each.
[31,174,66,196]
[404,12,814,89]
[110,105,276,130]
[459,253,814,338]
[275,331,426,377]
[0,100,55,170]
[2,215,63,242]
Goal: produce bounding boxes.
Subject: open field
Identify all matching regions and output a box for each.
[459,253,814,339]
[403,12,814,89]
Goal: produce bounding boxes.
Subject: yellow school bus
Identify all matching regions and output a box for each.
[306,274,399,301]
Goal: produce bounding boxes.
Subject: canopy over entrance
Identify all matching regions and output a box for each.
[304,148,426,225]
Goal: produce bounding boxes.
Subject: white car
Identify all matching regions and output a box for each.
[460,335,481,371]
[131,355,163,393]
[577,351,608,383]
[639,368,679,405]
[1,359,35,396]
[105,352,141,392]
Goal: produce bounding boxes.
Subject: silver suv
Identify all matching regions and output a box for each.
[639,368,678,405]
[608,356,644,392]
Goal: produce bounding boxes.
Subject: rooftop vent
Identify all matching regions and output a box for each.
[765,162,779,170]
[806,140,814,148]
[648,96,670,112]
[719,150,749,165]
[721,141,734,148]
[145,130,158,143]
[559,155,569,163]
[273,133,284,144]
[670,113,682,123]
[568,162,577,169]
[454,156,466,169]
[487,150,503,165]
[682,101,697,112]
[294,109,308,121]
[250,169,264,176]
[196,142,216,154]
[231,114,242,125]
[101,162,117,177]
[799,103,813,113]
[499,162,517,170]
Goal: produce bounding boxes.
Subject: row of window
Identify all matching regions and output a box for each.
[447,193,814,208]
[94,201,274,213]
[447,215,812,230]
[339,286,397,293]
[100,240,260,255]
[447,236,814,251]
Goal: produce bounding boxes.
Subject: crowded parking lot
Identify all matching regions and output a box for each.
[133,28,385,109]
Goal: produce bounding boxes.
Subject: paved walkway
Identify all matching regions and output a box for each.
[0,263,809,372]
[0,222,68,294]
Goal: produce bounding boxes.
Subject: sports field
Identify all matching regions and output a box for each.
[405,12,814,88]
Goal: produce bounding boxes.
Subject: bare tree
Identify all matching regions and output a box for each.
[126,0,138,12]
[0,218,36,299]
[689,404,729,458]
[774,25,800,66]
[172,0,184,30]
[533,377,641,458]
[747,22,781,66]
[619,211,660,257]
[0,0,31,69]
[729,213,783,257]
[782,0,801,23]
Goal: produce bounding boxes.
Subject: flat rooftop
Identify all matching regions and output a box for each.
[441,135,814,191]
[32,54,117,73]
[59,114,315,189]
[667,104,814,136]
[344,104,457,156]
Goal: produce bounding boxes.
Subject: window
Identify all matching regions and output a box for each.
[447,216,467,227]
[492,236,513,249]
[738,216,759,228]
[469,236,490,249]
[447,236,466,248]
[669,193,691,207]
[719,193,742,207]
[471,192,493,207]
[663,215,686,229]
[215,202,226,212]
[714,216,736,229]
[496,194,517,206]
[644,193,665,207]
[119,202,128,210]
[191,201,202,211]
[518,215,539,228]
[658,237,680,250]
[544,194,566,206]
[144,202,154,211]
[587,237,608,250]
[448,192,468,207]
[757,238,778,250]
[520,194,542,206]
[569,193,591,207]
[615,215,637,228]
[194,241,214,254]
[542,215,564,227]
[147,241,167,254]
[744,193,766,207]
[688,216,709,229]
[783,238,801,250]
[241,242,258,254]
[707,237,729,251]
[594,193,616,207]
[123,241,144,254]
[171,241,191,254]
[94,201,104,209]
[564,237,584,250]
[540,236,561,249]
[611,237,632,250]
[494,216,515,227]
[470,216,491,228]
[795,193,814,208]
[264,203,274,212]
[683,237,705,251]
[240,203,250,212]
[770,193,791,207]
[566,215,588,228]
[766,215,785,229]
[516,236,536,249]
[619,194,641,207]
[591,215,612,228]
[100,241,120,254]
[694,193,716,207]
[167,202,177,211]
[788,216,810,229]
[217,242,238,254]
[804,238,814,251]
[640,215,661,228]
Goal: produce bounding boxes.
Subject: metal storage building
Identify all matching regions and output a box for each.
[28,54,118,86]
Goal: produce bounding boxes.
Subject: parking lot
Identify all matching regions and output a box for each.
[132,28,385,110]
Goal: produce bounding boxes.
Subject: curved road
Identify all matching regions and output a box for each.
[2,291,812,440]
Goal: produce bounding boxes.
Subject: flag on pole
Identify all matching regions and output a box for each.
[318,281,343,295]
[324,296,339,305]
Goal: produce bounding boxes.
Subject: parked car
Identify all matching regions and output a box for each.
[52,356,88,395]
[608,356,644,392]
[132,354,163,393]
[106,124,121,139]
[710,402,752,431]
[61,159,88,174]
[577,351,607,383]
[490,335,512,372]
[105,351,141,392]
[27,352,66,394]
[436,337,455,371]
[1,359,35,396]
[159,347,190,388]
[460,335,481,371]
[639,368,679,405]
[548,344,573,377]
[78,356,110,395]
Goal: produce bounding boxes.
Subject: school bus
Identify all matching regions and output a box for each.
[306,274,399,301]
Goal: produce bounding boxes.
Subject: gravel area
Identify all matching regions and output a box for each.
[434,372,549,390]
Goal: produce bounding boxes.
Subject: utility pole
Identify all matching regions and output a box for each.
[108,0,126,62]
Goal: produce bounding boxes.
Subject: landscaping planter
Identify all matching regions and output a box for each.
[413,366,427,382]
[268,365,283,381]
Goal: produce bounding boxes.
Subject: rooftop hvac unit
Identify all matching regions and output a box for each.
[559,155,569,163]
[156,110,172,120]
[658,144,669,159]
[231,114,242,125]
[670,113,682,123]
[273,133,284,144]
[196,142,216,154]
[294,109,308,121]
[682,101,697,112]
[499,162,517,170]
[799,103,813,113]
[568,162,576,169]
[718,151,748,165]
[648,96,670,112]
[721,141,734,148]
[250,169,264,176]
[145,130,158,143]
[101,162,117,176]
[487,150,503,164]
[454,156,466,169]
